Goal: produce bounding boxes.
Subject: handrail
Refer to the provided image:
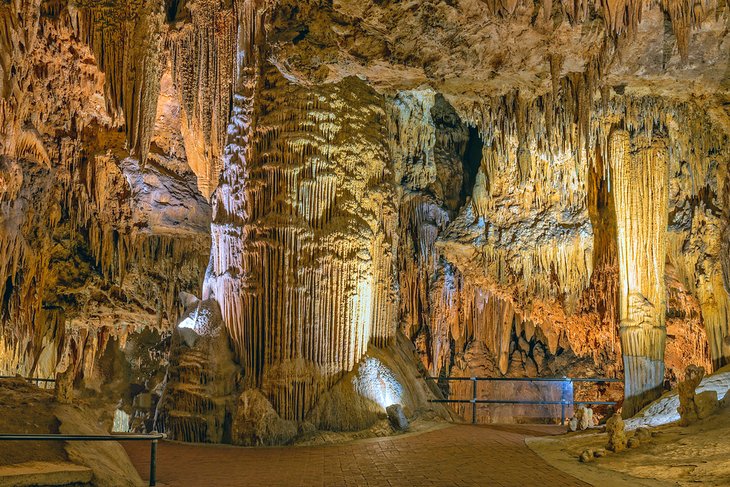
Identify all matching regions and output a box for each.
[425,376,621,382]
[0,375,56,382]
[0,432,165,486]
[425,376,622,425]
[0,375,56,389]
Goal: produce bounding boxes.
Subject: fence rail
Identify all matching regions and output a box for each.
[0,433,165,486]
[0,375,57,389]
[426,376,622,425]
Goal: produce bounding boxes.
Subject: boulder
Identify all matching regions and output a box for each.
[634,427,651,442]
[386,404,409,431]
[579,449,594,463]
[695,390,719,419]
[231,389,298,446]
[720,392,730,409]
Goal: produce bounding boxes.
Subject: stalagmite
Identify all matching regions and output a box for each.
[610,129,669,417]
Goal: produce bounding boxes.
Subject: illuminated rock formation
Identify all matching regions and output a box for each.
[205,59,399,420]
[0,0,728,444]
[610,129,669,416]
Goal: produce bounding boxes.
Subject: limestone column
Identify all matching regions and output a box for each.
[610,129,669,417]
[203,4,398,421]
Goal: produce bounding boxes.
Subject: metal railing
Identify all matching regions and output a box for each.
[0,375,57,389]
[426,376,622,425]
[0,432,166,486]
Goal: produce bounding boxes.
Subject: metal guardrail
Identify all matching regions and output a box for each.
[0,433,166,486]
[0,375,57,388]
[426,376,622,425]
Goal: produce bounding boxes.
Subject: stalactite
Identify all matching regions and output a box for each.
[387,89,438,191]
[168,0,237,197]
[470,290,516,375]
[610,128,669,417]
[471,0,719,60]
[659,0,715,61]
[72,0,165,164]
[397,194,451,367]
[480,233,594,310]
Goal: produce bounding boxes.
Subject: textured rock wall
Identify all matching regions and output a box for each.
[0,1,211,396]
[205,58,399,420]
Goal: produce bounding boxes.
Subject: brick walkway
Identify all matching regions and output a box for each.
[123,424,588,487]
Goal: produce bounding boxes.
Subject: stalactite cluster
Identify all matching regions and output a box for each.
[73,0,165,165]
[389,68,727,419]
[0,2,210,389]
[168,0,237,197]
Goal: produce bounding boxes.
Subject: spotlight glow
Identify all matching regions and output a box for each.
[352,357,404,410]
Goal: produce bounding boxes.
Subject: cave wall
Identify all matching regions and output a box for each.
[0,0,728,435]
[0,1,211,399]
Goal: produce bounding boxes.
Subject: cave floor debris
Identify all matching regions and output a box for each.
[527,405,730,487]
[124,424,589,487]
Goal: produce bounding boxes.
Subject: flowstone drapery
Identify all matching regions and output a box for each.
[203,8,398,419]
[610,130,669,416]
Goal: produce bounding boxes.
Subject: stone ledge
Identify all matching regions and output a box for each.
[0,461,93,487]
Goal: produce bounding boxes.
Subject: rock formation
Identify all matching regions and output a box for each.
[677,364,720,426]
[0,0,728,444]
[568,406,594,432]
[156,296,239,443]
[605,413,627,452]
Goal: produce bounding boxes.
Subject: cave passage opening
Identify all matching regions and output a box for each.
[459,126,484,208]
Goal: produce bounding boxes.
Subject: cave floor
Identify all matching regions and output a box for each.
[123,424,589,487]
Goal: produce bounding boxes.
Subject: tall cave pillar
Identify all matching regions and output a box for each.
[205,61,398,421]
[610,129,669,417]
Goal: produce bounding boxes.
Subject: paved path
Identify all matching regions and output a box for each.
[123,424,588,487]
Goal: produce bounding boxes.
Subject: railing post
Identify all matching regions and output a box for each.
[471,377,477,424]
[560,378,571,426]
[149,437,158,487]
